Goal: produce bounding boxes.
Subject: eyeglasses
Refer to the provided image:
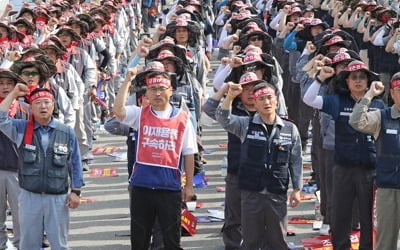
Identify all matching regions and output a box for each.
[32,100,53,106]
[245,64,264,72]
[21,71,40,77]
[349,73,368,81]
[148,86,170,92]
[249,36,263,42]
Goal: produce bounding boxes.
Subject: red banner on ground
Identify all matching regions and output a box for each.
[302,231,360,249]
[289,216,316,224]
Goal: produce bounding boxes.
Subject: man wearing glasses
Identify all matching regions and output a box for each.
[114,67,197,250]
[0,85,84,250]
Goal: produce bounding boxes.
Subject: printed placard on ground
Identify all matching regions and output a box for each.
[92,146,121,155]
[181,209,197,236]
[289,216,316,224]
[89,167,119,177]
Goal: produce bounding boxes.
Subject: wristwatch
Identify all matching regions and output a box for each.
[71,189,81,196]
[315,75,324,84]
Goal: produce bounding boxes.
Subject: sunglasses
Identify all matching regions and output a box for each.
[245,64,264,72]
[249,36,263,42]
[349,73,368,81]
[21,71,40,77]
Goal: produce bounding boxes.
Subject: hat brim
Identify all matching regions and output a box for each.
[240,79,264,85]
[148,45,190,66]
[17,8,37,21]
[308,22,329,30]
[154,56,185,68]
[322,40,352,48]
[337,68,379,83]
[12,19,36,32]
[40,44,66,56]
[241,60,274,68]
[0,23,11,34]
[0,71,27,85]
[325,50,361,61]
[56,29,81,41]
[11,60,52,81]
[241,53,275,68]
[245,30,269,40]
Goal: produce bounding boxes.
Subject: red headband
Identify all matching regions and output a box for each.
[253,86,275,100]
[326,36,344,46]
[30,91,54,102]
[345,62,368,72]
[332,53,351,64]
[391,79,400,89]
[146,76,171,87]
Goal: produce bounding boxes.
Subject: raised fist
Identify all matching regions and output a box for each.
[319,66,335,81]
[367,81,385,97]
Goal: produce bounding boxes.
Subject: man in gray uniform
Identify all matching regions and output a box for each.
[216,81,303,249]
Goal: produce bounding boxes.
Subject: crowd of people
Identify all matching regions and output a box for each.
[1,0,400,249]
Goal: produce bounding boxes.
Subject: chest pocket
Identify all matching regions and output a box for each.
[23,147,37,164]
[53,145,69,167]
[246,139,267,163]
[275,142,291,164]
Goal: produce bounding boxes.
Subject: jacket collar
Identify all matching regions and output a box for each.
[251,113,285,128]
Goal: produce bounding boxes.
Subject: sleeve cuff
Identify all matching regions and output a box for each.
[360,97,372,105]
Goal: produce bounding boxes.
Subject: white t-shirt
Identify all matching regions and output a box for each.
[121,104,198,156]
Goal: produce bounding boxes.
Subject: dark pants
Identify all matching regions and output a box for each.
[240,190,288,250]
[298,100,313,150]
[311,111,323,188]
[141,6,150,33]
[223,173,242,249]
[286,81,300,126]
[130,187,182,250]
[331,165,375,250]
[319,149,334,224]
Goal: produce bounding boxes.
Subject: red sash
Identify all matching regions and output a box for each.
[136,106,189,169]
[24,115,35,145]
